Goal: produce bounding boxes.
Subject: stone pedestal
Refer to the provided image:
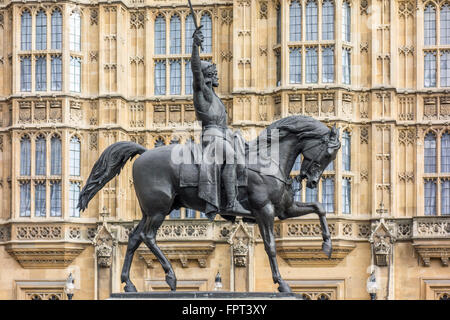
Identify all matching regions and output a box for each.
[109,291,302,300]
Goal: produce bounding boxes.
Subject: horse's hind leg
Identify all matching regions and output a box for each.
[140,212,177,291]
[120,217,146,292]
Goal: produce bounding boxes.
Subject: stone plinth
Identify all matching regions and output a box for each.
[109,291,302,300]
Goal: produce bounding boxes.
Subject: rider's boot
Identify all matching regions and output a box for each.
[223,164,251,215]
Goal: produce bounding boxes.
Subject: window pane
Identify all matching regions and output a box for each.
[306,0,318,41]
[441,52,450,87]
[342,179,351,214]
[424,52,436,87]
[21,57,31,92]
[342,48,351,84]
[424,132,437,173]
[342,2,351,42]
[342,131,351,171]
[290,1,302,41]
[442,180,450,215]
[292,180,301,202]
[70,57,81,92]
[155,138,165,147]
[20,182,31,217]
[185,14,195,54]
[201,13,212,53]
[185,208,196,218]
[325,160,334,171]
[51,56,62,91]
[170,60,181,95]
[155,61,166,95]
[51,10,62,50]
[322,177,334,212]
[306,47,318,83]
[276,53,281,86]
[185,60,193,95]
[293,155,301,171]
[21,11,32,51]
[51,136,62,175]
[442,5,450,45]
[442,133,450,172]
[289,48,302,84]
[306,187,318,202]
[69,137,81,176]
[170,209,181,219]
[155,15,166,54]
[70,182,80,217]
[322,46,334,83]
[276,4,281,43]
[36,11,47,50]
[424,4,436,46]
[35,135,46,175]
[36,57,47,91]
[322,0,334,40]
[35,183,46,217]
[70,12,81,51]
[170,15,181,54]
[424,180,437,215]
[20,136,31,176]
[50,182,62,217]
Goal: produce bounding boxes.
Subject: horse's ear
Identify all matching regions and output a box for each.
[330,125,338,139]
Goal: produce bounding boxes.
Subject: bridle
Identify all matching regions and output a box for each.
[298,136,330,180]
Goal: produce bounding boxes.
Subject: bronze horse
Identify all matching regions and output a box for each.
[78,115,341,293]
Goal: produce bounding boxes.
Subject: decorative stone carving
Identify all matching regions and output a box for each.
[398,96,415,120]
[0,224,10,242]
[90,8,98,25]
[359,93,369,118]
[305,94,319,116]
[288,94,302,115]
[424,97,438,119]
[89,133,98,150]
[227,218,254,268]
[321,93,335,115]
[169,105,181,124]
[221,51,232,62]
[259,1,268,19]
[184,104,196,123]
[130,11,145,28]
[342,94,353,117]
[360,0,369,14]
[221,8,233,25]
[16,226,62,240]
[153,104,166,125]
[49,101,62,122]
[369,219,396,267]
[360,126,369,144]
[398,0,415,17]
[70,101,82,123]
[93,222,116,268]
[19,101,32,123]
[398,128,415,145]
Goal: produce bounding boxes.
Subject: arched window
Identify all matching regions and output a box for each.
[290,1,302,41]
[35,182,46,217]
[69,136,81,176]
[36,10,47,50]
[155,15,166,55]
[306,0,318,41]
[51,135,62,175]
[424,132,437,173]
[322,177,334,212]
[441,132,450,172]
[35,135,46,175]
[70,56,81,92]
[185,60,193,94]
[200,13,212,53]
[69,182,80,217]
[424,180,437,215]
[170,60,181,95]
[35,56,47,91]
[289,47,302,84]
[155,60,166,95]
[342,1,351,42]
[51,9,62,50]
[185,14,195,54]
[441,51,450,87]
[21,10,32,51]
[424,51,437,87]
[170,15,181,54]
[342,131,351,171]
[20,135,31,176]
[442,180,450,215]
[306,47,318,83]
[322,46,334,83]
[322,0,334,40]
[424,4,436,46]
[342,48,351,84]
[442,4,450,44]
[69,11,81,51]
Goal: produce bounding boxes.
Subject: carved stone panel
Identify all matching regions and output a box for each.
[169,105,181,124]
[153,105,166,125]
[305,94,319,116]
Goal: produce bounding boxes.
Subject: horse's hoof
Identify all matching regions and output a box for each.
[322,240,332,258]
[277,282,292,293]
[124,282,137,293]
[166,273,177,291]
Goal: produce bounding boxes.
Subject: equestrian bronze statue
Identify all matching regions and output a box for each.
[78,22,341,294]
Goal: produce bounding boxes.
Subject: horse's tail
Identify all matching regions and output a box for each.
[78,141,147,212]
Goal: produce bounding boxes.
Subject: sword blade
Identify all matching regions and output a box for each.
[187,0,199,29]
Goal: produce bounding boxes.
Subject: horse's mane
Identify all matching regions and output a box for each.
[261,115,330,141]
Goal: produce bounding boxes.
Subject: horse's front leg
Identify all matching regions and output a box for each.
[283,201,332,258]
[256,203,292,293]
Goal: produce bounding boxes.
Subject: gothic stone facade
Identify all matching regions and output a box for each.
[0,0,449,300]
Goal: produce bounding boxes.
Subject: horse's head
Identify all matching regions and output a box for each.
[299,125,341,189]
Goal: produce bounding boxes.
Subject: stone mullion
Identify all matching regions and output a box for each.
[146,10,153,97]
[12,6,19,94]
[282,0,289,87]
[166,15,170,96]
[62,130,69,220]
[63,5,70,94]
[29,134,35,217]
[437,131,442,215]
[335,124,342,215]
[181,12,186,96]
[389,123,396,217]
[45,134,51,218]
[335,0,342,85]
[417,2,424,89]
[12,132,18,219]
[317,0,322,84]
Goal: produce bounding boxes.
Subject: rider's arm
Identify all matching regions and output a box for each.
[191,32,205,93]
